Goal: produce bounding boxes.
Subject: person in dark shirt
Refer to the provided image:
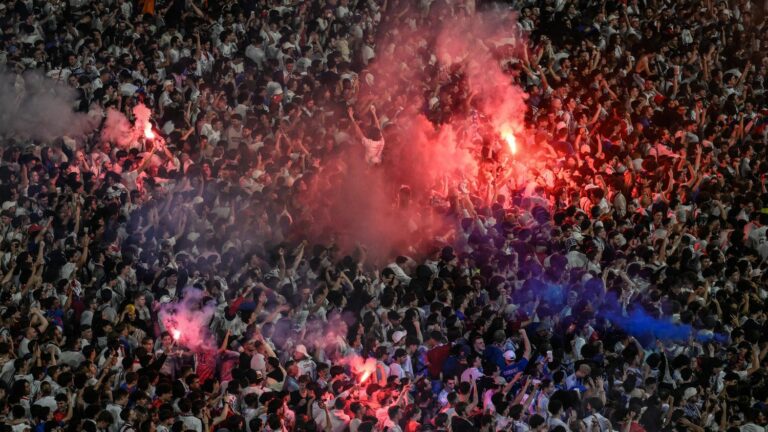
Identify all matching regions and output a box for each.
[289,375,314,414]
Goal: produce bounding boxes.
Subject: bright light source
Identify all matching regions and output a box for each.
[144,123,155,140]
[502,131,517,155]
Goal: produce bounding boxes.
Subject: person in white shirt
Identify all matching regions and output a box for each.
[389,348,408,379]
[380,406,403,432]
[460,354,484,384]
[386,258,412,285]
[178,398,203,432]
[106,389,129,432]
[349,402,366,432]
[581,397,611,432]
[327,398,351,432]
[547,400,571,431]
[348,105,385,165]
[31,381,57,412]
[293,344,317,379]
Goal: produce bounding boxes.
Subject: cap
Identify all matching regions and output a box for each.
[683,387,697,401]
[27,224,43,234]
[503,350,516,361]
[295,344,309,357]
[391,330,407,344]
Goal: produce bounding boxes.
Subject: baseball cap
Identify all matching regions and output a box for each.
[392,330,407,344]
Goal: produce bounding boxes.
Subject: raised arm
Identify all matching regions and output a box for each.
[347,106,365,139]
[370,104,381,131]
[520,328,532,360]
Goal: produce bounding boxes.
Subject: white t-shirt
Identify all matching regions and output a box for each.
[361,137,385,164]
[179,414,203,432]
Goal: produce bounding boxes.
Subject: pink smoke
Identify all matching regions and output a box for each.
[296,5,530,259]
[157,288,217,352]
[341,354,378,385]
[100,103,155,148]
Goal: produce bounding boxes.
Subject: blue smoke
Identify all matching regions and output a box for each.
[604,307,729,347]
[514,277,729,347]
[605,308,691,346]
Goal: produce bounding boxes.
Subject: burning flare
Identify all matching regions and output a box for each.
[144,123,155,140]
[344,355,378,385]
[359,370,372,385]
[172,329,181,341]
[502,131,517,155]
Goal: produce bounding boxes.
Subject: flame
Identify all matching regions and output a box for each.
[144,123,155,140]
[359,370,372,384]
[172,329,181,341]
[502,131,517,155]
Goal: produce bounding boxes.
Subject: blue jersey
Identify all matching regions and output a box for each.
[501,358,529,381]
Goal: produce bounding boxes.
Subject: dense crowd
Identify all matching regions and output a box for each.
[0,0,768,432]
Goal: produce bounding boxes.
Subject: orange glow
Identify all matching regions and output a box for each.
[359,370,372,384]
[502,131,517,155]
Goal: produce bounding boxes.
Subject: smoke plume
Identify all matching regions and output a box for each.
[297,2,529,260]
[100,108,135,148]
[0,70,102,141]
[100,103,154,148]
[157,287,217,352]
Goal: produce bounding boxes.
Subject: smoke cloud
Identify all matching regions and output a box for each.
[100,103,154,148]
[341,354,378,385]
[100,108,135,148]
[607,307,692,345]
[605,307,728,346]
[157,287,217,352]
[297,3,529,260]
[0,71,102,142]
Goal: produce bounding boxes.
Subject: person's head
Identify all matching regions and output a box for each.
[444,376,456,391]
[366,125,382,141]
[576,364,591,378]
[185,374,200,390]
[350,401,364,418]
[388,405,402,423]
[115,388,130,404]
[530,414,547,432]
[472,335,486,352]
[586,397,604,414]
[96,411,114,429]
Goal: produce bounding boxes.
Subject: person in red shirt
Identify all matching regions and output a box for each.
[425,331,451,393]
[194,329,230,382]
[52,393,73,424]
[404,405,422,432]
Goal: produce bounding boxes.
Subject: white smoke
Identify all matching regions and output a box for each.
[0,70,102,142]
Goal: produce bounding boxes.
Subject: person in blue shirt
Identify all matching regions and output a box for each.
[565,363,592,392]
[501,329,532,382]
[482,330,506,369]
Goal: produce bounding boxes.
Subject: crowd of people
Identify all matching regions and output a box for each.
[0,0,768,431]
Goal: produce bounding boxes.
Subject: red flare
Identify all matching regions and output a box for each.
[144,123,155,140]
[502,131,517,155]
